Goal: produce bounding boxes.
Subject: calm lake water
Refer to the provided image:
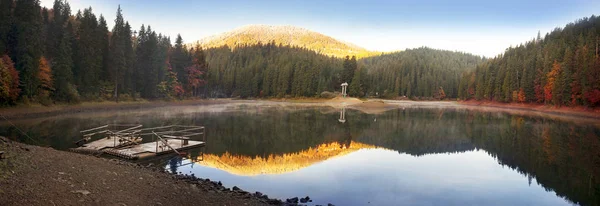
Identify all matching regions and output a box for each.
[1,103,599,206]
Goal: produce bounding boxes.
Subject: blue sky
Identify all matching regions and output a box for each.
[40,0,600,57]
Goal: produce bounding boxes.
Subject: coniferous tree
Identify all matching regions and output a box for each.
[10,0,43,98]
[108,5,129,101]
[74,8,102,97]
[52,30,77,102]
[0,0,13,54]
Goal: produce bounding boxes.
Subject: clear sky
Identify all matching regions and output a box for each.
[40,0,600,57]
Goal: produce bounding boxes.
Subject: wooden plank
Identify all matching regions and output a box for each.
[80,125,108,133]
[115,141,205,156]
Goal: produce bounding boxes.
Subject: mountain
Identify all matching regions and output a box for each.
[197,25,377,58]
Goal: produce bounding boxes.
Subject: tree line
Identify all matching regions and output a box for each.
[0,0,487,105]
[458,15,600,107]
[0,0,207,106]
[2,0,599,108]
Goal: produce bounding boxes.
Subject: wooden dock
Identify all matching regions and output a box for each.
[72,136,205,159]
[71,124,206,160]
[109,139,205,159]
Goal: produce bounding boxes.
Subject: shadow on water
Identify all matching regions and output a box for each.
[0,104,599,205]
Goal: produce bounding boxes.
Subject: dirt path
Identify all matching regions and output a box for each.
[0,136,279,206]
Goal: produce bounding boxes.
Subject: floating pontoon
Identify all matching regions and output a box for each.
[70,124,206,160]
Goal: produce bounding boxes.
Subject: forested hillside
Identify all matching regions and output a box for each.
[361,48,484,98]
[5,0,597,106]
[0,0,207,105]
[198,25,377,58]
[458,15,600,107]
[203,45,484,99]
[204,43,347,98]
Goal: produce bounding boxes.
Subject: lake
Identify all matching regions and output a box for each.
[1,102,598,206]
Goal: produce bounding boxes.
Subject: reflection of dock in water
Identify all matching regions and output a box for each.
[70,124,206,159]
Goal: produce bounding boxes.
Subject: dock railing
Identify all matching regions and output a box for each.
[139,125,205,142]
[77,124,143,147]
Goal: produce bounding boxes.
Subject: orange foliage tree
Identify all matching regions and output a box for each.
[544,61,560,103]
[517,88,526,103]
[0,55,20,104]
[38,57,54,97]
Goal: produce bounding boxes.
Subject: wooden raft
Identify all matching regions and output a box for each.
[72,125,206,160]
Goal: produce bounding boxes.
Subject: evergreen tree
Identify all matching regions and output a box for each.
[52,31,76,102]
[74,7,102,97]
[108,5,132,101]
[171,34,191,87]
[10,0,43,98]
[0,0,13,54]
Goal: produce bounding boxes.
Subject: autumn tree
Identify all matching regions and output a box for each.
[517,88,526,103]
[158,62,184,99]
[545,61,560,104]
[185,44,208,97]
[0,55,19,104]
[37,56,53,103]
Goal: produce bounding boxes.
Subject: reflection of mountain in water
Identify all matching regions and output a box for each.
[198,108,599,206]
[196,141,378,176]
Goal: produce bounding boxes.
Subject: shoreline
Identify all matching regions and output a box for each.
[1,98,600,121]
[459,100,600,119]
[0,136,288,206]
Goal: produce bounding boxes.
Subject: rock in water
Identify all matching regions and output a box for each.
[286,197,299,203]
[300,196,311,203]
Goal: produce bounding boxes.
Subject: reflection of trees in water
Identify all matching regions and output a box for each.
[1,107,598,205]
[168,156,183,174]
[466,115,600,206]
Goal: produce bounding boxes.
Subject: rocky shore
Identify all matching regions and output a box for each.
[0,136,333,206]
